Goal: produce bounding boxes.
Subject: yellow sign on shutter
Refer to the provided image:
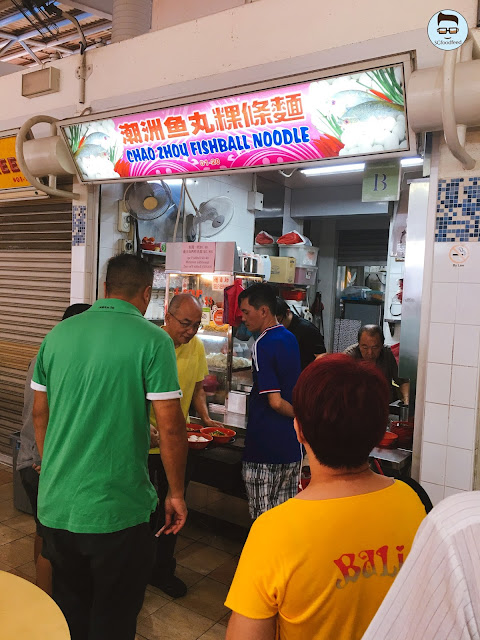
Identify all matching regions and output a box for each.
[0,136,30,189]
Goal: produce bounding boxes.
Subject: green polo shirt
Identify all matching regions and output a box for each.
[32,298,182,534]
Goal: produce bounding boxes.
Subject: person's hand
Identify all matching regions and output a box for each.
[156,495,188,536]
[203,418,224,429]
[32,464,41,474]
[149,424,159,449]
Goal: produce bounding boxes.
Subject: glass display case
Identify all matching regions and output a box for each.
[165,272,262,409]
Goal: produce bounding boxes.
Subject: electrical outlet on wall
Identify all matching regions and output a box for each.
[117,238,134,254]
[117,201,131,233]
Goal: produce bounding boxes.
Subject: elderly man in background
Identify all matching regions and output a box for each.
[32,254,187,640]
[149,293,223,598]
[344,324,409,404]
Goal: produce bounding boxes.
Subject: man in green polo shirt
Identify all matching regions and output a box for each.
[32,254,187,640]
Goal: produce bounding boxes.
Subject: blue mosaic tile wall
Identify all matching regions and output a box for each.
[436,177,480,242]
[72,205,86,246]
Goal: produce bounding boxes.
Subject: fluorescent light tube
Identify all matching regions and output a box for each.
[301,163,365,176]
[400,157,423,167]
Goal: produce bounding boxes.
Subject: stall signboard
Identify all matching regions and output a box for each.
[0,136,30,189]
[61,64,409,182]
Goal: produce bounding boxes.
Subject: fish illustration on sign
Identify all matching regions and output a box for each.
[341,101,403,124]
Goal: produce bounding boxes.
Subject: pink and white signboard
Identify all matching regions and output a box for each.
[61,64,408,182]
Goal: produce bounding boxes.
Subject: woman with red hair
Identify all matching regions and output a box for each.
[225,354,426,640]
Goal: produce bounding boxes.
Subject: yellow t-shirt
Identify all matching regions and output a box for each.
[150,335,209,453]
[225,480,426,640]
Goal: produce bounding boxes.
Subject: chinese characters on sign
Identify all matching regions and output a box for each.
[212,275,234,291]
[62,64,408,182]
[117,93,305,145]
[181,243,216,273]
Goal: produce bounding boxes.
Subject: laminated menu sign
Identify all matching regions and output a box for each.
[181,243,215,273]
[212,275,234,291]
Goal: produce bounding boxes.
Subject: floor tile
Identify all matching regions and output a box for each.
[218,613,231,627]
[0,535,34,568]
[3,513,36,535]
[199,532,245,556]
[177,577,229,622]
[0,470,13,485]
[0,500,22,522]
[0,523,26,546]
[180,520,209,541]
[176,535,195,552]
[177,542,232,576]
[175,564,205,589]
[145,584,172,601]
[136,601,213,640]
[138,589,169,619]
[208,556,239,586]
[0,482,13,502]
[199,624,227,639]
[17,560,36,579]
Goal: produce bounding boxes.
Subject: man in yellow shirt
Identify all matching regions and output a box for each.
[149,293,223,598]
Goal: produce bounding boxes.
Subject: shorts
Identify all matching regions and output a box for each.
[242,461,301,520]
[19,465,41,535]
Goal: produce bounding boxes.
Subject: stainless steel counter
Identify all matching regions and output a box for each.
[370,447,412,470]
[190,410,247,432]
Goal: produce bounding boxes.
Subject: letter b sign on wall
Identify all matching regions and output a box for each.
[362,162,400,202]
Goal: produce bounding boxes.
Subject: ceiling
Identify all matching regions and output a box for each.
[0,0,112,70]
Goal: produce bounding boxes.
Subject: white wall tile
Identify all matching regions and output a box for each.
[71,245,86,272]
[427,323,454,364]
[448,405,476,450]
[70,271,86,299]
[445,446,474,490]
[457,242,480,284]
[425,363,451,405]
[433,243,459,283]
[420,442,447,485]
[453,324,480,367]
[456,283,480,325]
[444,486,467,498]
[430,282,457,323]
[423,402,449,445]
[420,481,445,506]
[450,365,478,408]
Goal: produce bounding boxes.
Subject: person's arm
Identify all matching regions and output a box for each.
[399,381,410,405]
[192,382,224,428]
[152,398,188,535]
[388,348,410,404]
[267,392,294,418]
[32,391,49,458]
[226,612,277,640]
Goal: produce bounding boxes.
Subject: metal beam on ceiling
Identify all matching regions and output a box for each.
[61,0,112,19]
[0,21,108,61]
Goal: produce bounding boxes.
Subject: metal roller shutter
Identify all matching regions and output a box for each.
[0,200,72,457]
[337,229,389,266]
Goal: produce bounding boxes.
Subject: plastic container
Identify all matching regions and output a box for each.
[254,243,278,257]
[378,432,398,448]
[281,288,306,301]
[278,245,319,266]
[294,266,317,285]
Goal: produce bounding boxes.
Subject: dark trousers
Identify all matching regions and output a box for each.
[41,522,155,640]
[148,452,194,581]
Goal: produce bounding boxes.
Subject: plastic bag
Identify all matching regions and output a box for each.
[255,231,275,245]
[277,231,312,246]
